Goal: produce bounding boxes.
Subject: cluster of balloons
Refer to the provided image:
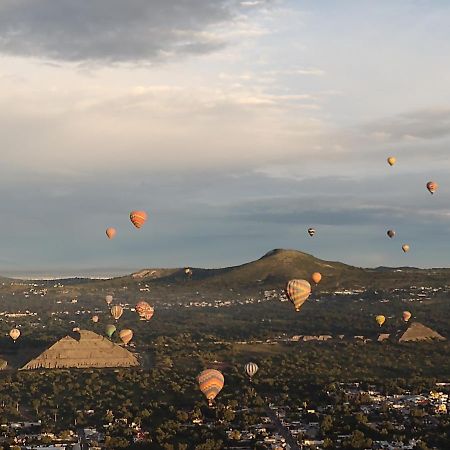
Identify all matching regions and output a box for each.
[197,362,259,405]
[105,210,148,240]
[375,310,412,327]
[387,157,439,253]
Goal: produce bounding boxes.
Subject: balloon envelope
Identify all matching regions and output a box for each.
[106,228,116,239]
[9,328,20,341]
[130,211,148,229]
[286,279,311,312]
[92,315,99,323]
[402,244,410,253]
[245,362,259,379]
[111,305,123,320]
[119,329,133,345]
[426,181,438,194]
[198,369,224,405]
[311,272,322,284]
[105,324,116,338]
[402,311,412,322]
[376,315,386,327]
[135,301,154,320]
[307,228,315,237]
[105,295,113,305]
[387,156,396,166]
[387,230,395,238]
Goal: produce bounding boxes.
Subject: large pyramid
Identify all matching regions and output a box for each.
[398,322,446,343]
[21,330,139,370]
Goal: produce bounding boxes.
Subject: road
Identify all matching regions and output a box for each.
[265,404,301,450]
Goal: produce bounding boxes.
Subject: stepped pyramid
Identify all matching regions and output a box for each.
[398,322,446,343]
[21,330,139,370]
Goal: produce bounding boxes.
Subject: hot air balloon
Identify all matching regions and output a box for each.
[119,329,133,346]
[111,305,123,321]
[375,315,386,327]
[308,228,316,237]
[185,268,193,277]
[106,227,116,239]
[197,369,224,406]
[402,244,410,253]
[311,272,322,284]
[105,324,116,338]
[245,362,258,380]
[387,230,395,239]
[105,295,113,305]
[72,327,80,333]
[402,311,412,322]
[426,181,438,195]
[387,157,396,166]
[9,328,20,342]
[130,211,148,229]
[135,301,154,320]
[92,315,99,323]
[286,279,311,312]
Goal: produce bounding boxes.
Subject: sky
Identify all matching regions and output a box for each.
[0,0,450,277]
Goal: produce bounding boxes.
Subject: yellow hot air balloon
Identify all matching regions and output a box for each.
[402,244,410,253]
[105,295,113,305]
[92,315,99,323]
[286,279,311,312]
[311,272,322,284]
[375,315,386,327]
[111,305,123,321]
[9,328,20,342]
[119,329,133,346]
[197,369,224,406]
[387,156,396,166]
[402,311,412,322]
[426,181,438,195]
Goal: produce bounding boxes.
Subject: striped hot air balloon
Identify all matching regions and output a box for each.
[244,362,259,380]
[307,227,316,237]
[9,328,20,342]
[197,369,224,406]
[130,211,148,229]
[402,311,412,322]
[111,305,123,321]
[105,295,113,305]
[144,310,154,321]
[311,272,322,284]
[426,181,438,195]
[105,324,116,338]
[286,279,311,312]
[119,329,133,346]
[106,227,116,239]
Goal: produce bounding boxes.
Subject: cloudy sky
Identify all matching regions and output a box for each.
[1,0,450,276]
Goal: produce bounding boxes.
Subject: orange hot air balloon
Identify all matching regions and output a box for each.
[426,181,438,195]
[375,315,386,327]
[387,156,396,166]
[402,311,412,322]
[119,329,133,345]
[105,295,113,305]
[111,305,123,321]
[311,272,322,284]
[135,301,154,320]
[9,328,20,342]
[402,244,410,253]
[92,315,99,323]
[106,227,116,239]
[130,211,148,229]
[198,369,224,406]
[286,279,311,312]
